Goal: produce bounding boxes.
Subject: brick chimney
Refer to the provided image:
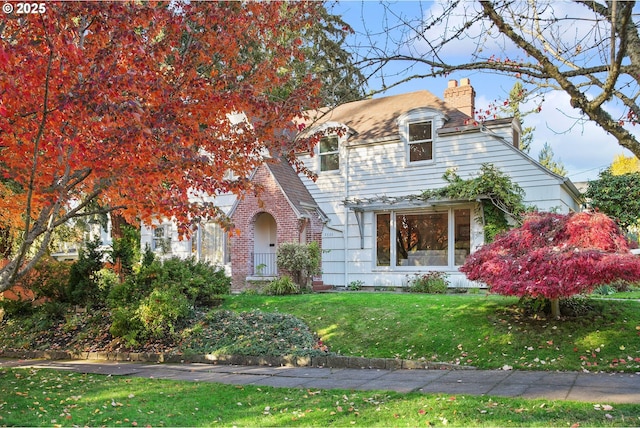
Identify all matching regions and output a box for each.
[443,78,475,118]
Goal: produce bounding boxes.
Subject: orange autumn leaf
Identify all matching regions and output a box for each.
[0,1,326,291]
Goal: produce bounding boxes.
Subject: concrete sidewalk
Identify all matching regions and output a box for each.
[1,358,639,404]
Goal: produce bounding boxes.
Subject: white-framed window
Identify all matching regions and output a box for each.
[408,120,433,162]
[152,225,172,254]
[375,207,471,268]
[200,222,227,265]
[319,135,339,172]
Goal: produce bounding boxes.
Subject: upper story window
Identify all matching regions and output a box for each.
[319,135,339,172]
[408,120,433,162]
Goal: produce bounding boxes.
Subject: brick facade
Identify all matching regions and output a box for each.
[229,163,324,290]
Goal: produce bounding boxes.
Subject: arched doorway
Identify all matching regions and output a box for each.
[253,212,277,276]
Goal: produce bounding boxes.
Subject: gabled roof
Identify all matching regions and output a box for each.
[265,159,326,220]
[306,90,471,141]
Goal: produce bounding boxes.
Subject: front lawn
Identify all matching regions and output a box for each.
[1,293,639,372]
[221,293,640,372]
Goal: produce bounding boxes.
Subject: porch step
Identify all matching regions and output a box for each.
[312,280,333,292]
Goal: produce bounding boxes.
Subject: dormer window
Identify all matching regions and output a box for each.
[408,120,433,162]
[319,135,339,171]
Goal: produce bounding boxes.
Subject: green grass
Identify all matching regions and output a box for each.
[1,368,639,427]
[221,293,640,372]
[594,289,640,299]
[2,293,639,373]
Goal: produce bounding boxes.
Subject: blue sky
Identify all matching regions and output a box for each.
[331,1,636,182]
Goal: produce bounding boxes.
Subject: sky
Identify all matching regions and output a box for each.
[331,1,638,183]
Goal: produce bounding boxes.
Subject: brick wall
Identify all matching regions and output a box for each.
[229,164,324,290]
[443,78,475,118]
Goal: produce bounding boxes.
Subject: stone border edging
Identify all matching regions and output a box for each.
[0,349,475,371]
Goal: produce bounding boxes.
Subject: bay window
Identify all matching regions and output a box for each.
[376,207,471,268]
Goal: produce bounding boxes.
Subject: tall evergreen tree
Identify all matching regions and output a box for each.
[538,143,568,176]
[502,82,535,153]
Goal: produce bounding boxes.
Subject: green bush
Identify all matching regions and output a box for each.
[67,237,106,307]
[109,307,142,347]
[106,257,230,342]
[276,242,321,288]
[109,224,140,279]
[407,272,449,293]
[0,298,35,318]
[608,280,635,292]
[136,288,191,338]
[348,280,363,291]
[40,301,68,321]
[95,268,119,293]
[592,284,616,296]
[263,276,300,295]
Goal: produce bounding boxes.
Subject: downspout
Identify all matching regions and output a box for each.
[344,140,350,288]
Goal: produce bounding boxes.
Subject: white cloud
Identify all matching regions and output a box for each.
[413,0,609,68]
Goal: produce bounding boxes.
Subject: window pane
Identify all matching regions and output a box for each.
[320,153,339,171]
[320,136,338,153]
[320,136,339,171]
[201,222,224,265]
[409,141,432,162]
[396,212,448,266]
[376,214,391,266]
[152,226,170,252]
[409,121,432,142]
[454,209,471,265]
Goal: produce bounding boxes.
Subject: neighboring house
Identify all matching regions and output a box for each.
[50,219,113,262]
[141,78,582,290]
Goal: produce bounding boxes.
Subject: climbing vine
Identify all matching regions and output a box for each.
[422,164,526,242]
[343,164,526,242]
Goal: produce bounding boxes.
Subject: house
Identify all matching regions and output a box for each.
[141,78,582,290]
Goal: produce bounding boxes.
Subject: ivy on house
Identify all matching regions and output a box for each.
[343,164,526,242]
[422,164,527,242]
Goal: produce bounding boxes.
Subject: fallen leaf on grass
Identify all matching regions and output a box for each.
[593,404,614,411]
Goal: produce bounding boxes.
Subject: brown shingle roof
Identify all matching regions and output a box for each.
[266,158,321,219]
[305,90,471,141]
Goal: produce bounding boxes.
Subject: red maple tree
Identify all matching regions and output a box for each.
[0,1,327,291]
[460,211,640,318]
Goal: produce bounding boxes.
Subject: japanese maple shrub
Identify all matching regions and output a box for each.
[460,211,640,318]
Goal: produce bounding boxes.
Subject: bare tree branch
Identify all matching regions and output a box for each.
[354,0,640,158]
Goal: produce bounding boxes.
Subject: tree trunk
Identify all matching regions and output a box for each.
[110,213,127,283]
[550,298,561,319]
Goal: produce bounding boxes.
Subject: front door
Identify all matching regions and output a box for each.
[253,212,277,276]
